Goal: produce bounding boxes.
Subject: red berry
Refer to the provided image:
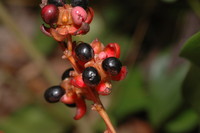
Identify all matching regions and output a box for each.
[71,6,87,25]
[41,4,58,24]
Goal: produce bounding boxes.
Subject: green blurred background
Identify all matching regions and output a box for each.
[0,0,200,132]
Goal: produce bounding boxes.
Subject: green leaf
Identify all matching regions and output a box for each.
[180,32,200,67]
[147,53,189,127]
[165,109,198,133]
[182,64,200,114]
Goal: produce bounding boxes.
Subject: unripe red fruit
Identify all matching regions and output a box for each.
[71,6,87,25]
[41,4,58,24]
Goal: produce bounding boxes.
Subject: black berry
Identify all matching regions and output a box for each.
[71,0,89,10]
[44,86,65,103]
[48,0,66,6]
[82,67,101,87]
[75,43,94,63]
[62,68,74,80]
[41,4,58,24]
[102,57,122,76]
[65,103,76,108]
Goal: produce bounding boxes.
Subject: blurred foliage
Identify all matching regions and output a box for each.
[180,32,200,67]
[0,0,200,133]
[0,105,65,133]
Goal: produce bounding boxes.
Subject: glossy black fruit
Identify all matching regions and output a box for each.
[82,67,101,87]
[75,43,94,63]
[48,0,66,6]
[71,0,89,9]
[65,103,76,108]
[41,4,58,24]
[62,68,74,80]
[102,57,122,76]
[44,86,65,103]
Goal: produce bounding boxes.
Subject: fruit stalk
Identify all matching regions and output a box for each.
[92,104,116,133]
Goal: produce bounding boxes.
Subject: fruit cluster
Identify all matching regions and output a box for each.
[40,0,94,41]
[44,39,127,119]
[40,0,127,125]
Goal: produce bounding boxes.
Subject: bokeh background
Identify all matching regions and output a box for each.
[0,0,200,133]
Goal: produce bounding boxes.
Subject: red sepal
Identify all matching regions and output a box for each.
[96,82,112,96]
[60,91,77,104]
[111,66,127,81]
[90,39,104,54]
[104,43,120,58]
[74,96,86,120]
[40,24,52,37]
[85,7,94,24]
[70,75,86,88]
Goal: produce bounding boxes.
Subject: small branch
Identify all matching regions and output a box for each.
[62,35,82,74]
[67,35,73,51]
[92,104,116,133]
